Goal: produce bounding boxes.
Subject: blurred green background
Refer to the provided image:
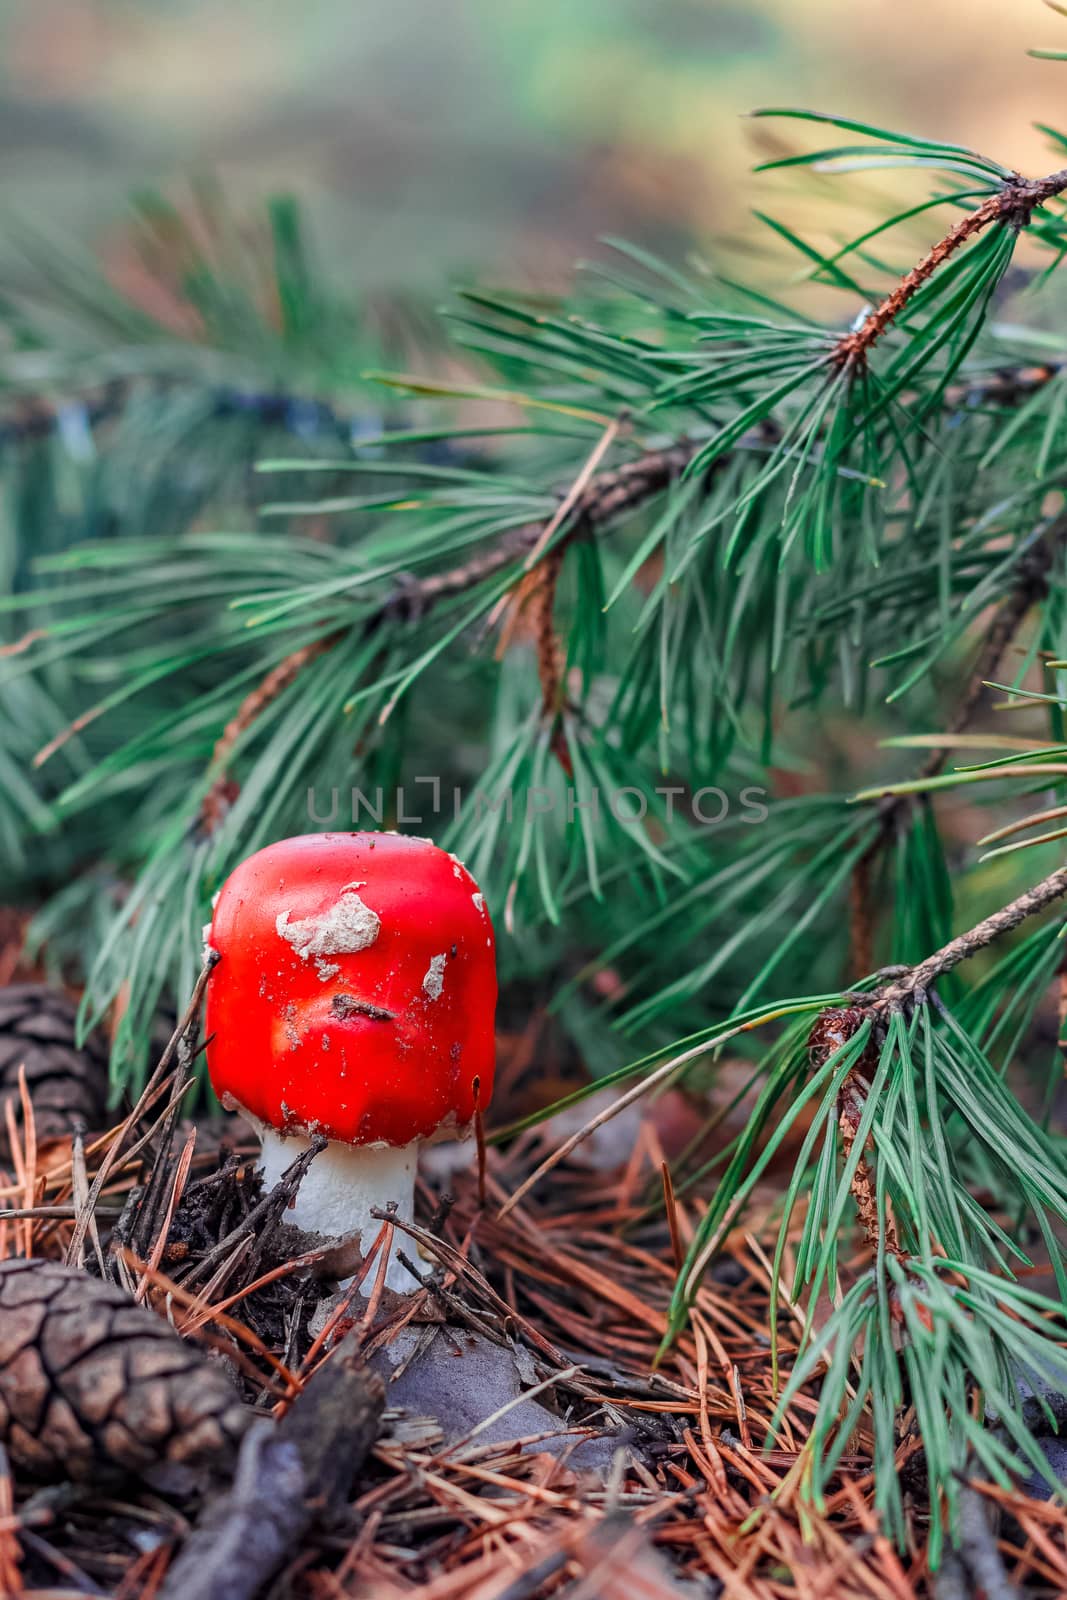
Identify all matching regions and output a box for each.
[1,0,1064,292]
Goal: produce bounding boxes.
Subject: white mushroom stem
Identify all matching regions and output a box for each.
[255,1123,417,1294]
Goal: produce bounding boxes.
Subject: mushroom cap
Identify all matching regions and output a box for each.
[205,832,497,1147]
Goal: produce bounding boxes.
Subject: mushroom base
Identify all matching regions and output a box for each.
[255,1125,417,1293]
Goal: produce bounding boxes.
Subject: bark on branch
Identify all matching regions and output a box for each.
[834,168,1067,368]
[877,866,1067,1010]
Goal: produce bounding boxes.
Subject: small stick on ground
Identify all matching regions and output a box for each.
[158,1331,385,1600]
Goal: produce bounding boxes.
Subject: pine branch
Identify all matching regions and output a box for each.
[808,848,1067,1345]
[877,865,1067,1008]
[834,168,1067,368]
[197,439,698,825]
[381,436,704,617]
[784,852,1067,1525]
[197,354,1062,837]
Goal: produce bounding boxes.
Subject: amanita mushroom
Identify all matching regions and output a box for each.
[205,832,496,1290]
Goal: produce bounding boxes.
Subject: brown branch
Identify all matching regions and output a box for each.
[397,435,701,626]
[843,861,1067,1304]
[834,170,1067,369]
[877,865,1067,1010]
[16,343,1063,795]
[834,196,1002,368]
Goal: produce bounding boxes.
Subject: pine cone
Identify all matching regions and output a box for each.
[0,1259,248,1480]
[0,984,110,1159]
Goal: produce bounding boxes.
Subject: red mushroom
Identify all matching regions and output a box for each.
[205,832,496,1289]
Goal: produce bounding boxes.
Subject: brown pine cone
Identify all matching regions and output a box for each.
[0,984,110,1159]
[0,1259,248,1480]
